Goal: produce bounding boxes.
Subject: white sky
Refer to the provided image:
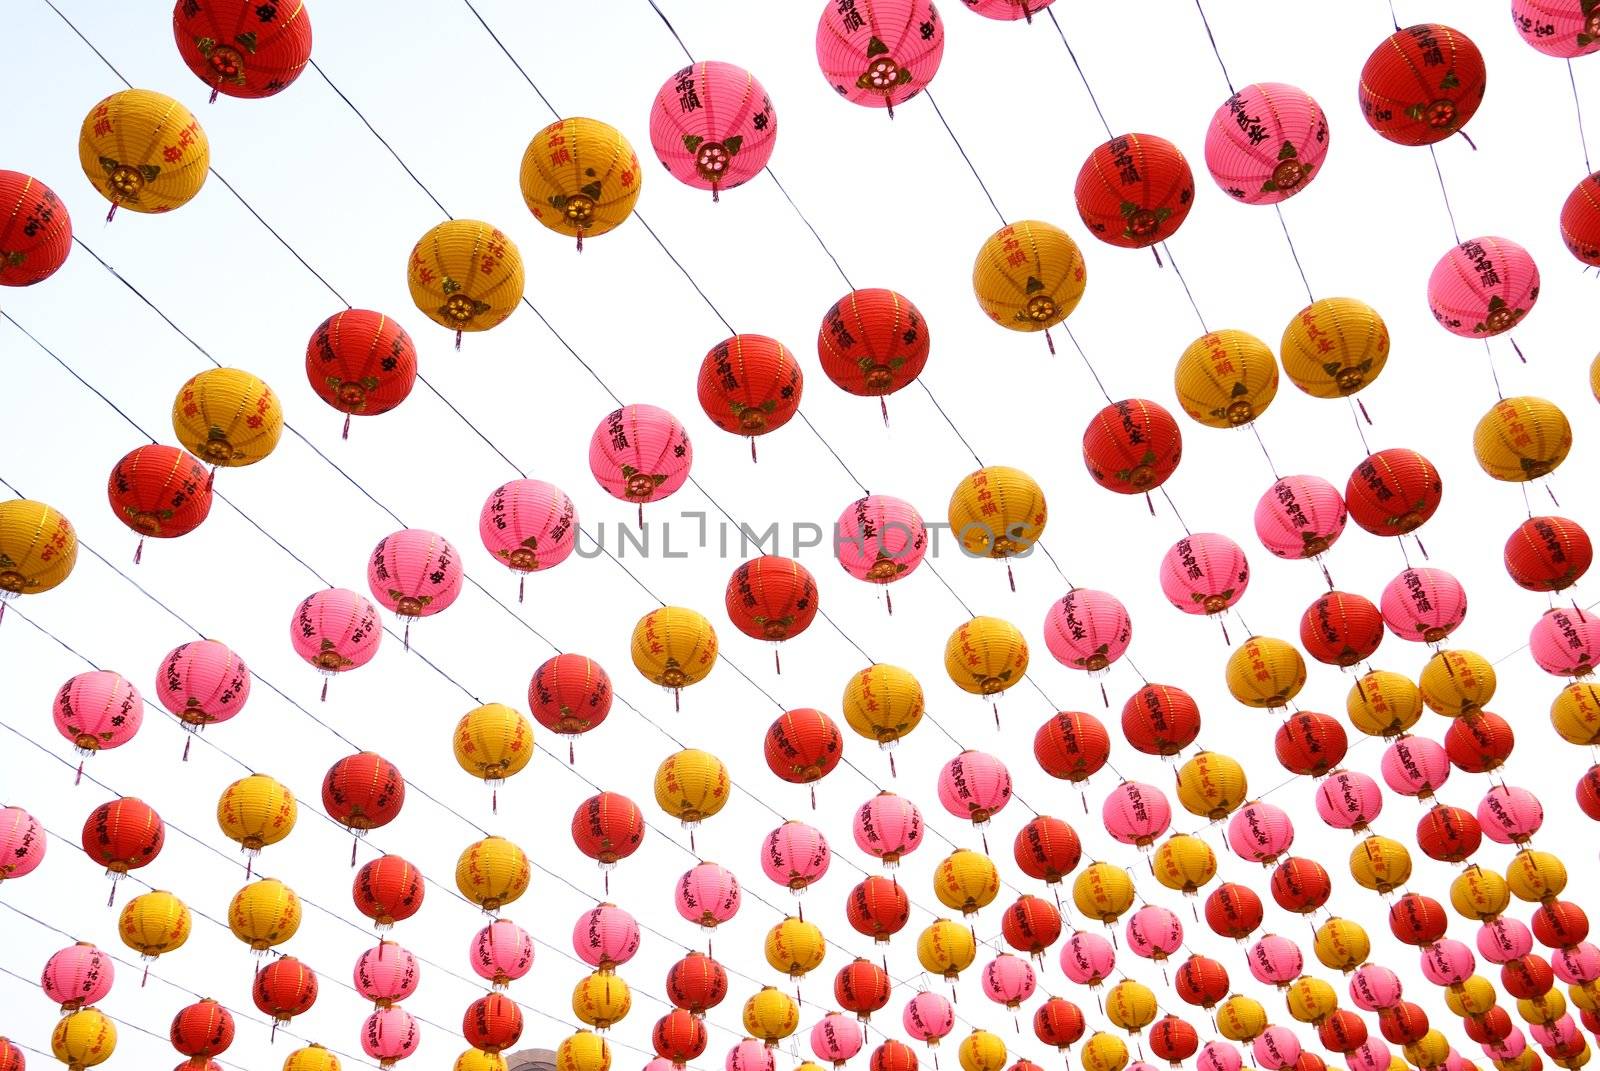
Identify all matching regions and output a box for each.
[2,1,1598,1070]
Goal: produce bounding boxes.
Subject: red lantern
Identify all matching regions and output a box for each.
[845,875,909,944]
[1204,883,1263,941]
[106,445,214,558]
[81,797,164,901]
[1359,24,1486,146]
[1415,804,1481,863]
[1001,895,1062,957]
[1270,857,1331,915]
[1377,1002,1430,1046]
[1464,1007,1512,1045]
[463,992,522,1054]
[1531,900,1590,949]
[1294,1055,1326,1071]
[252,956,317,1033]
[170,998,235,1062]
[816,288,930,422]
[0,1038,21,1071]
[1505,516,1593,592]
[1445,712,1514,773]
[1501,954,1555,999]
[1388,893,1448,946]
[1149,1015,1200,1067]
[1074,134,1195,251]
[323,752,404,860]
[172,0,313,101]
[1034,997,1086,1050]
[697,335,804,458]
[0,170,72,286]
[352,855,425,929]
[835,957,891,1022]
[764,708,843,802]
[1082,399,1184,496]
[1346,449,1442,537]
[726,557,819,668]
[1174,953,1230,1009]
[1034,711,1111,784]
[1299,591,1384,667]
[1319,1010,1368,1053]
[1013,815,1082,884]
[529,654,612,759]
[1561,172,1600,267]
[571,791,644,881]
[304,310,418,438]
[665,951,728,1016]
[1274,712,1348,777]
[871,1041,919,1071]
[1121,684,1200,757]
[1578,766,1600,821]
[653,1009,708,1067]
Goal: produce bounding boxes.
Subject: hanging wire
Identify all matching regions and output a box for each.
[1272,204,1316,304]
[1427,144,1464,244]
[1044,7,1115,140]
[1572,60,1593,175]
[923,90,1008,227]
[1162,243,1210,334]
[1189,0,1236,94]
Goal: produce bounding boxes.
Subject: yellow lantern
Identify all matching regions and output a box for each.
[1217,994,1268,1040]
[1551,684,1600,747]
[1279,297,1389,398]
[653,748,730,830]
[631,607,719,703]
[742,986,799,1047]
[118,889,191,961]
[943,616,1029,699]
[1349,835,1411,894]
[1501,1053,1541,1071]
[1313,917,1370,973]
[1285,976,1338,1026]
[407,219,525,345]
[947,466,1048,559]
[765,916,826,979]
[519,117,641,250]
[1445,976,1497,1017]
[284,1042,342,1071]
[51,1008,116,1070]
[1556,1050,1591,1071]
[573,970,631,1031]
[1105,980,1157,1035]
[1474,396,1572,481]
[959,1029,1008,1071]
[1592,354,1600,403]
[1450,866,1510,921]
[216,773,296,865]
[455,835,531,911]
[0,498,77,599]
[1225,636,1307,709]
[1405,1031,1450,1070]
[1507,849,1567,903]
[1419,650,1497,717]
[1176,751,1248,820]
[1519,991,1567,1025]
[1151,833,1217,894]
[228,877,302,952]
[972,220,1087,347]
[934,849,1000,916]
[453,703,534,801]
[1347,670,1423,738]
[171,367,283,467]
[455,1051,508,1071]
[917,918,976,980]
[78,89,208,216]
[1080,1032,1129,1071]
[1072,861,1134,923]
[557,1030,612,1071]
[1175,330,1279,427]
[841,664,924,753]
[1570,982,1600,1012]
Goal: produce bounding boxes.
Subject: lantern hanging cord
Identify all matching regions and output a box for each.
[1571,60,1593,175]
[1063,326,1115,406]
[917,381,986,469]
[1428,144,1464,245]
[309,60,453,220]
[1045,7,1114,141]
[925,89,1008,227]
[1386,0,1401,31]
[644,0,697,63]
[765,167,857,290]
[1163,244,1210,334]
[1485,339,1506,400]
[1273,204,1316,304]
[1190,0,1236,95]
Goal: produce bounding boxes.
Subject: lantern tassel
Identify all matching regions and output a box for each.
[1007,560,1016,592]
[518,574,525,604]
[455,330,463,351]
[142,962,150,986]
[689,826,696,853]
[105,202,118,223]
[568,738,575,764]
[182,735,191,762]
[134,538,144,565]
[576,230,584,254]
[1151,245,1163,268]
[810,783,817,810]
[1511,336,1526,362]
[1080,787,1089,813]
[885,588,893,615]
[1100,680,1109,708]
[881,396,890,427]
[1459,129,1477,150]
[321,677,329,702]
[993,703,1000,730]
[1358,397,1372,425]
[981,828,990,854]
[246,852,253,879]
[712,183,720,205]
[1321,561,1333,589]
[403,620,411,652]
[271,1020,279,1043]
[775,647,781,675]
[638,503,644,530]
[351,837,358,867]
[342,413,351,440]
[604,868,610,894]
[1045,328,1055,355]
[1548,484,1561,508]
[674,688,681,713]
[209,82,220,104]
[1415,534,1430,560]
[1014,1011,1021,1034]
[75,760,84,786]
[888,751,896,777]
[1191,899,1199,923]
[798,901,805,923]
[1218,616,1230,645]
[751,437,758,463]
[1146,492,1155,516]
[492,786,498,815]
[106,881,116,908]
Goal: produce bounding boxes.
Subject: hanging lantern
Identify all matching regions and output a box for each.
[765,709,843,802]
[529,654,612,760]
[854,791,923,868]
[1125,906,1184,963]
[455,837,531,913]
[323,752,405,855]
[1380,567,1467,643]
[981,953,1038,1013]
[906,991,957,1052]
[1204,883,1264,941]
[476,918,536,988]
[1034,998,1086,1052]
[228,877,301,954]
[761,821,831,895]
[947,466,1048,572]
[81,798,163,901]
[1349,835,1413,894]
[937,750,1013,834]
[1075,133,1195,251]
[1381,736,1452,798]
[816,288,930,421]
[962,0,1055,22]
[1476,395,1572,482]
[728,557,819,670]
[1176,751,1248,820]
[1082,398,1184,495]
[1274,713,1348,777]
[1506,516,1592,591]
[362,1006,419,1068]
[106,445,213,560]
[1121,683,1201,757]
[1102,781,1172,850]
[78,90,208,218]
[1359,25,1486,145]
[1299,591,1383,667]
[304,310,417,438]
[1561,171,1600,265]
[1072,862,1135,924]
[291,588,381,698]
[742,987,798,1048]
[812,1011,863,1068]
[557,1032,611,1071]
[849,875,911,944]
[1150,1017,1200,1067]
[1280,297,1389,398]
[665,951,728,1016]
[0,170,71,285]
[454,705,534,813]
[675,861,741,931]
[1346,448,1444,537]
[1429,238,1540,340]
[1060,930,1116,988]
[154,639,251,752]
[836,495,927,607]
[464,993,524,1053]
[118,890,191,975]
[1204,83,1328,204]
[631,608,718,708]
[172,0,311,99]
[1313,920,1371,974]
[170,368,282,467]
[52,1008,116,1070]
[1315,769,1384,831]
[1226,800,1295,865]
[698,336,804,460]
[41,943,114,1013]
[571,904,637,973]
[654,750,730,835]
[815,0,945,116]
[353,855,424,930]
[1415,803,1481,863]
[959,1030,1007,1071]
[1271,858,1332,915]
[765,916,827,980]
[478,480,577,596]
[571,792,644,884]
[1225,636,1307,710]
[934,849,1001,917]
[406,219,524,347]
[972,220,1087,352]
[943,617,1028,715]
[1175,955,1231,1009]
[1002,895,1063,958]
[367,529,463,643]
[918,918,976,981]
[1160,533,1249,622]
[654,1009,708,1068]
[1512,0,1600,57]
[519,117,641,250]
[1347,670,1422,737]
[648,61,778,201]
[842,664,924,762]
[1044,589,1131,680]
[1081,1034,1129,1071]
[1175,330,1279,427]
[53,670,144,767]
[1253,476,1347,563]
[1151,833,1217,895]
[0,498,77,612]
[254,956,318,1032]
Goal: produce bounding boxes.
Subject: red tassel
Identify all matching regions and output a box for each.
[1007,560,1016,592]
[518,574,525,604]
[880,396,889,426]
[1080,788,1089,813]
[342,413,351,440]
[1321,561,1333,589]
[246,853,253,879]
[638,503,644,530]
[455,330,463,351]
[182,735,191,762]
[1459,129,1478,150]
[798,901,805,922]
[887,99,896,119]
[568,738,575,765]
[1548,484,1561,507]
[1219,616,1230,645]
[210,82,220,104]
[1415,534,1430,560]
[751,437,758,463]
[142,962,150,987]
[604,869,610,895]
[350,837,358,867]
[1511,337,1527,362]
[492,786,498,815]
[775,647,781,675]
[885,588,894,615]
[1146,492,1155,516]
[981,828,990,854]
[1022,0,1033,21]
[106,881,116,908]
[689,826,696,853]
[320,677,329,702]
[576,231,584,253]
[1151,245,1164,268]
[1358,397,1372,425]
[888,751,896,777]
[1045,329,1055,355]
[674,688,681,713]
[271,1020,279,1043]
[712,184,720,204]
[75,760,84,786]
[993,702,1000,730]
[134,538,144,565]
[810,783,817,809]
[105,202,118,223]
[403,620,411,652]
[1100,680,1108,708]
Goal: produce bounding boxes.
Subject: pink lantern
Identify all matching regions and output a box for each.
[815,0,945,117]
[53,670,143,758]
[1529,608,1600,677]
[1552,943,1600,985]
[646,1060,676,1071]
[1247,934,1304,987]
[473,918,535,987]
[903,991,954,1048]
[676,862,741,929]
[1042,589,1132,674]
[1478,919,1534,964]
[588,405,693,524]
[41,942,114,1012]
[1254,476,1347,561]
[291,588,381,700]
[1059,930,1115,986]
[853,792,923,868]
[761,820,831,893]
[571,903,639,971]
[728,1038,776,1071]
[361,1005,419,1068]
[936,750,1012,832]
[835,495,927,607]
[1380,567,1467,643]
[0,806,44,880]
[1125,906,1183,961]
[1427,237,1540,339]
[980,952,1037,1010]
[1485,1030,1526,1061]
[1476,785,1543,845]
[1253,1027,1302,1070]
[154,640,251,755]
[1204,83,1329,205]
[1226,800,1295,865]
[478,480,577,599]
[1346,1039,1391,1071]
[1101,782,1172,849]
[1199,1042,1244,1071]
[1511,0,1600,58]
[812,1012,864,1068]
[1531,1017,1581,1051]
[1159,533,1249,618]
[1420,939,1475,987]
[962,0,1055,23]
[354,942,419,1008]
[1315,770,1383,831]
[1348,964,1403,1011]
[367,529,463,641]
[649,62,777,201]
[1445,1053,1470,1071]
[1380,736,1452,799]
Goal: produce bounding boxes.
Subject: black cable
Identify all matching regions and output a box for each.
[1272,203,1316,304]
[1428,144,1464,245]
[1190,0,1236,95]
[923,90,1007,227]
[1044,7,1114,140]
[1572,60,1594,175]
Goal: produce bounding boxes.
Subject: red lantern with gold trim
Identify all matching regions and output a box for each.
[529,654,612,761]
[1505,516,1592,592]
[846,875,909,944]
[1083,399,1184,497]
[653,1009,708,1068]
[1299,591,1383,667]
[1001,895,1063,958]
[1204,883,1263,941]
[107,445,214,562]
[1174,953,1230,1009]
[697,335,803,459]
[323,752,404,862]
[571,791,644,890]
[463,992,522,1054]
[1013,815,1081,885]
[1149,1015,1200,1067]
[1346,449,1442,538]
[1074,134,1195,252]
[1415,804,1481,863]
[666,951,728,1017]
[1359,24,1486,146]
[172,0,313,101]
[816,288,930,423]
[1270,857,1331,915]
[764,708,843,805]
[251,956,317,1036]
[1034,711,1111,785]
[81,797,164,903]
[352,855,424,930]
[304,310,417,439]
[0,170,72,286]
[1445,712,1514,774]
[1274,712,1347,777]
[1388,893,1448,946]
[835,957,891,1023]
[170,998,234,1063]
[727,557,819,672]
[1121,684,1200,757]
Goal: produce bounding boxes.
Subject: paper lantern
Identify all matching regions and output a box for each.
[1204,83,1328,204]
[648,61,777,199]
[304,309,416,437]
[1560,171,1600,266]
[78,90,208,217]
[1474,396,1571,481]
[1227,800,1294,865]
[1280,297,1389,398]
[362,1006,419,1068]
[815,0,944,115]
[1254,475,1347,561]
[571,905,636,972]
[962,0,1055,23]
[972,220,1087,351]
[106,444,213,556]
[171,367,282,466]
[947,465,1047,562]
[354,942,419,1007]
[854,791,923,868]
[1175,330,1279,427]
[54,671,144,758]
[1380,567,1467,643]
[1346,449,1442,536]
[1531,609,1600,677]
[1512,0,1600,57]
[1122,684,1201,757]
[632,609,718,707]
[1102,781,1172,849]
[1013,815,1082,885]
[1226,636,1307,709]
[1429,237,1540,338]
[475,918,536,987]
[590,405,693,520]
[1300,592,1383,667]
[228,877,301,952]
[291,588,381,697]
[41,942,114,1012]
[698,336,803,456]
[1034,710,1111,784]
[1177,751,1249,820]
[1274,712,1347,777]
[816,288,930,415]
[479,480,577,589]
[1082,398,1183,494]
[1159,533,1249,617]
[1359,25,1486,145]
[1043,589,1131,674]
[519,117,640,249]
[1506,516,1592,592]
[0,170,71,285]
[1060,930,1116,986]
[172,0,312,99]
[352,855,424,929]
[1152,833,1217,894]
[1075,133,1195,249]
[52,1009,115,1070]
[455,836,530,912]
[406,219,524,346]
